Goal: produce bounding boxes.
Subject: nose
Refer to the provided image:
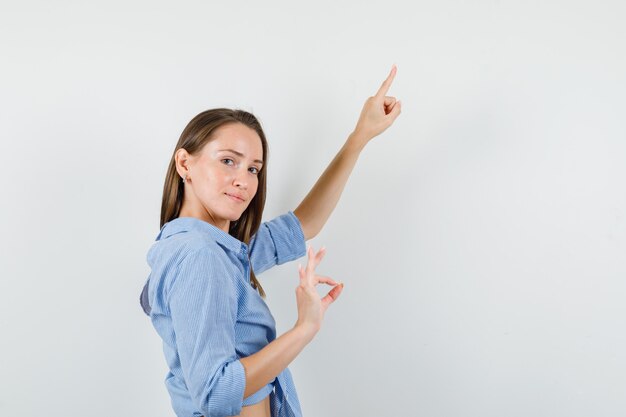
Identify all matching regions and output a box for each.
[233,167,248,189]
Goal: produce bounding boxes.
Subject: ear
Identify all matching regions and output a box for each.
[175,148,192,180]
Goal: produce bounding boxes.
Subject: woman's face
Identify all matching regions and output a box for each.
[177,122,264,231]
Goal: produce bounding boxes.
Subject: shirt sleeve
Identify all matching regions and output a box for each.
[168,248,246,417]
[248,211,307,275]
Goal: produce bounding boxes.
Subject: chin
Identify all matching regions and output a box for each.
[225,210,246,223]
[219,203,251,223]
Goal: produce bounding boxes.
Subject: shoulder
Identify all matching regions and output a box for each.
[149,229,222,268]
[147,229,235,301]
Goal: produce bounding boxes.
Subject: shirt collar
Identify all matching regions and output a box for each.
[156,217,247,254]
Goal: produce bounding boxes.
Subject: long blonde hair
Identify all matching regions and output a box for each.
[160,108,269,297]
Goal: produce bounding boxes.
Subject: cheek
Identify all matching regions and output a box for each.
[209,166,231,184]
[195,167,228,196]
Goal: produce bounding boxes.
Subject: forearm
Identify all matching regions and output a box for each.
[240,325,315,398]
[294,132,366,240]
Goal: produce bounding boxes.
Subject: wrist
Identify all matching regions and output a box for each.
[293,321,319,343]
[346,131,368,153]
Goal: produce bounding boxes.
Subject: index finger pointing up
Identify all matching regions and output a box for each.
[375,65,397,98]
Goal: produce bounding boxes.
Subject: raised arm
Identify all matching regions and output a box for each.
[293,65,402,240]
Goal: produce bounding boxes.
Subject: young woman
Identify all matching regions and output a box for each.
[140,66,401,417]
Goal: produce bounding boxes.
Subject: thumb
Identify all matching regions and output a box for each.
[321,283,344,312]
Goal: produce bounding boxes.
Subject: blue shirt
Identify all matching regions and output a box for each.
[140,212,307,417]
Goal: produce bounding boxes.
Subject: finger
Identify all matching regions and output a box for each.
[375,65,397,98]
[315,275,338,286]
[298,263,312,282]
[298,263,306,282]
[384,97,397,116]
[384,99,400,116]
[321,283,344,310]
[387,100,402,122]
[383,96,396,108]
[305,246,315,274]
[314,246,326,266]
[306,245,325,272]
[304,246,321,285]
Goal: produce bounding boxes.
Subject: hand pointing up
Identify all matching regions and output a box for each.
[351,65,402,147]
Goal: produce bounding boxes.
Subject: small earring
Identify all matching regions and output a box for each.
[182,175,188,184]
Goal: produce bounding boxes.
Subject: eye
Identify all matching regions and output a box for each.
[221,158,234,166]
[249,166,260,175]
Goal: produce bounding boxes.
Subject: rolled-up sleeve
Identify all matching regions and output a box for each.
[168,248,246,417]
[249,211,307,275]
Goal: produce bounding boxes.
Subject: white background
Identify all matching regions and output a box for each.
[1,1,625,416]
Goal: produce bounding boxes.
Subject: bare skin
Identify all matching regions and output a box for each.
[236,396,270,417]
[202,399,270,417]
[201,397,270,417]
[233,66,401,416]
[188,66,401,416]
[294,65,402,239]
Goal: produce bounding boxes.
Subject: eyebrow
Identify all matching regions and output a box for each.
[218,149,263,165]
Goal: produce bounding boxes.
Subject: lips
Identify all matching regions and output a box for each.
[225,193,245,202]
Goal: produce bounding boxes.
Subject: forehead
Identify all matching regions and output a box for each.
[204,123,263,160]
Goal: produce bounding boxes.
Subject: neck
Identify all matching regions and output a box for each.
[179,202,229,233]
